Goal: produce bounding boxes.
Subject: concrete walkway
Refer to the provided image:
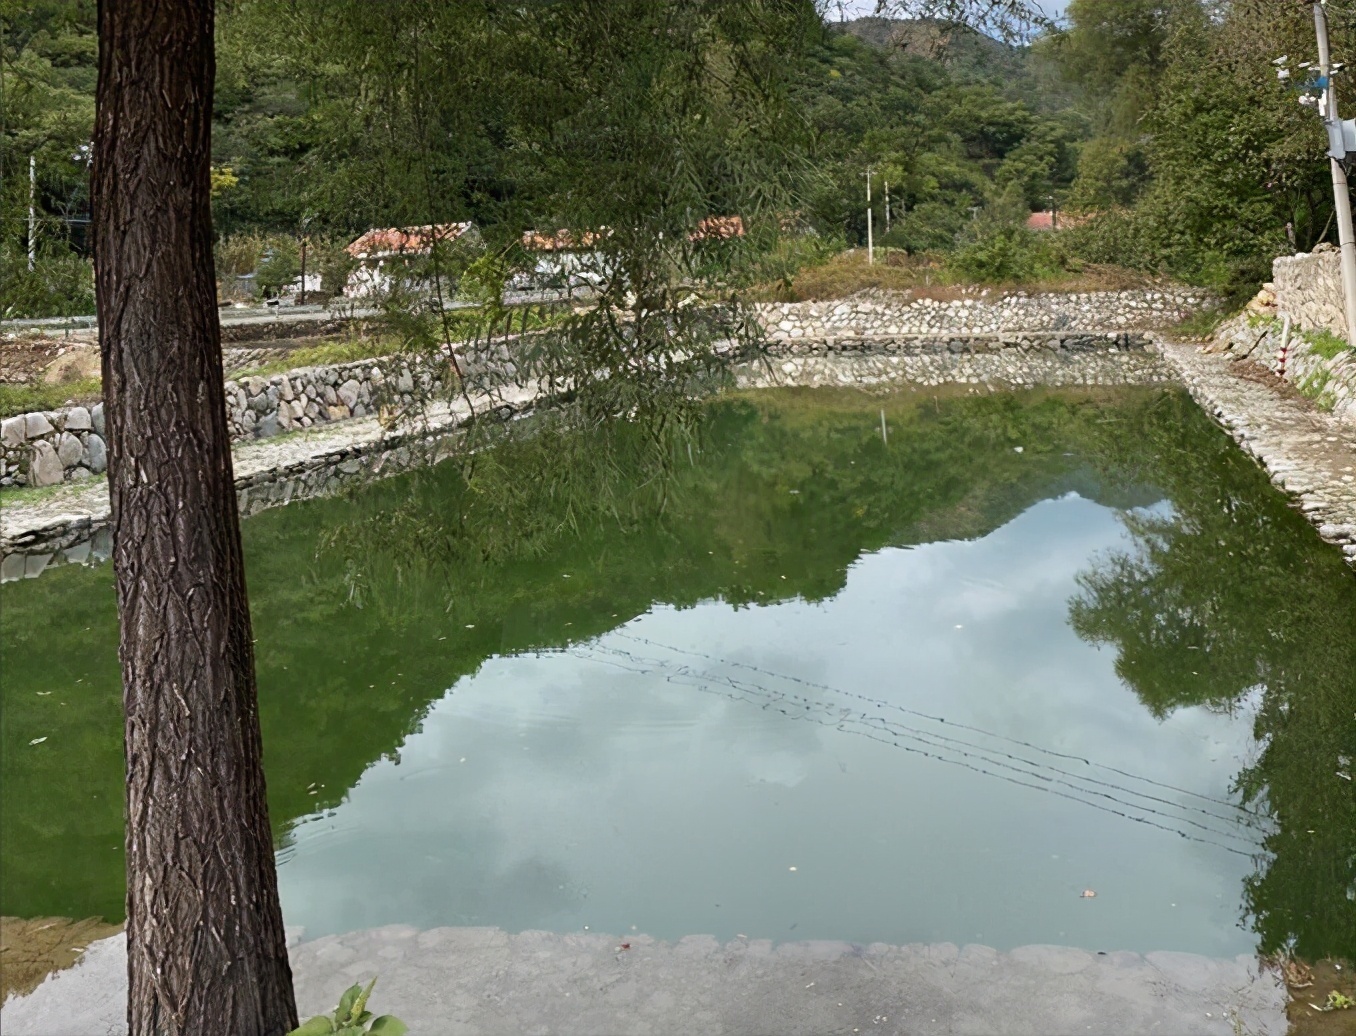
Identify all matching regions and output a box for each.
[0,926,1288,1036]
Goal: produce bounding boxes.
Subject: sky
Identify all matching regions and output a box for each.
[829,1,1069,24]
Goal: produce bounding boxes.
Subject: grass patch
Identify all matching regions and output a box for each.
[236,337,397,378]
[1170,307,1231,340]
[235,305,569,378]
[1299,365,1335,410]
[1301,328,1352,360]
[0,379,102,419]
[0,478,99,506]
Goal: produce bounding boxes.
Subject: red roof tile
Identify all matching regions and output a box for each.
[346,222,475,259]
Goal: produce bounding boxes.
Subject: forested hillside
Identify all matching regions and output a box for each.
[2,0,1353,316]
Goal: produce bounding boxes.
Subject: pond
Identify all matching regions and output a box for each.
[2,386,1352,963]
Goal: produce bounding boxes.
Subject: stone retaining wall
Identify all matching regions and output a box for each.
[0,315,1170,490]
[763,331,1149,357]
[1,395,538,582]
[754,288,1208,340]
[0,355,453,489]
[1270,245,1348,339]
[224,357,450,441]
[0,405,107,488]
[746,345,1175,393]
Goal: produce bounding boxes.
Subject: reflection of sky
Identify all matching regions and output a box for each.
[278,494,1263,955]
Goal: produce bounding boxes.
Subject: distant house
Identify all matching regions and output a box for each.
[1025,211,1093,233]
[514,229,609,290]
[689,215,745,241]
[508,217,748,291]
[344,222,478,298]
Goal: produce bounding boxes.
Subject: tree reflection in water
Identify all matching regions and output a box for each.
[1070,391,1356,962]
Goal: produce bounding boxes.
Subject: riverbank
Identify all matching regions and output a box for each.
[1155,337,1356,565]
[0,924,1288,1036]
[4,337,1355,576]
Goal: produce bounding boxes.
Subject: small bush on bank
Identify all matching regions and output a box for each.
[289,978,406,1035]
[1059,207,1276,306]
[945,226,1068,284]
[0,246,96,319]
[216,233,353,301]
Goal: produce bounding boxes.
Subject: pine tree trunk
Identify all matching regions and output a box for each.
[92,2,298,1033]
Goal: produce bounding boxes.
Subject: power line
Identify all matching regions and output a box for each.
[553,635,1269,859]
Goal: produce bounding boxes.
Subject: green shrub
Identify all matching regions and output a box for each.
[256,237,301,298]
[946,226,1066,284]
[216,233,267,280]
[0,246,96,319]
[289,977,406,1036]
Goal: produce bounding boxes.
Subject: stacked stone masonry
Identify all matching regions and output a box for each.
[224,358,446,442]
[1208,245,1356,425]
[1270,244,1348,339]
[0,357,448,488]
[2,331,537,487]
[0,405,108,489]
[753,287,1209,340]
[0,294,1192,488]
[763,331,1149,357]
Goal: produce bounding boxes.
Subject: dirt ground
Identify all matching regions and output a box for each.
[0,916,122,1002]
[1277,957,1356,1036]
[0,332,100,386]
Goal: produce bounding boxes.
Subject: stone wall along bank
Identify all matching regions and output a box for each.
[1214,245,1356,425]
[225,357,447,441]
[1,298,1195,489]
[754,287,1210,342]
[2,331,537,488]
[0,405,107,488]
[1269,244,1348,340]
[1,356,450,489]
[1209,314,1356,424]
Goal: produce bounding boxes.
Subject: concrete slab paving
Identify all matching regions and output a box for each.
[0,926,1288,1035]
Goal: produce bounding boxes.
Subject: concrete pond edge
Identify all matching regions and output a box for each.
[0,925,1289,1036]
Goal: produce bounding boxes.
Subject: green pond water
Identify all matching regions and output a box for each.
[2,386,1353,961]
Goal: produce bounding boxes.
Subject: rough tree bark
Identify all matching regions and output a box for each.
[92,2,298,1033]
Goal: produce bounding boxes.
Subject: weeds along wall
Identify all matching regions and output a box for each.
[1209,246,1356,424]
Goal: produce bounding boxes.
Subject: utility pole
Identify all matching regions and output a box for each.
[1314,1,1356,346]
[298,214,313,306]
[866,168,874,265]
[28,154,36,271]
